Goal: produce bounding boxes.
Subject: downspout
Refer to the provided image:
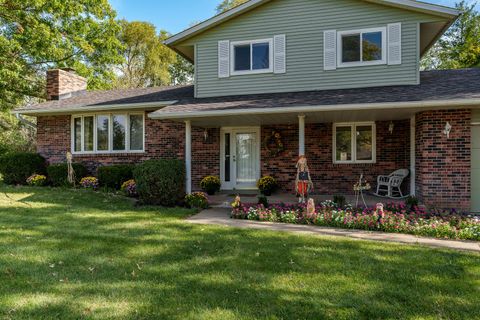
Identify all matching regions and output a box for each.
[15,113,37,131]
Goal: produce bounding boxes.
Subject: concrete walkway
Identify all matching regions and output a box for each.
[187,208,480,253]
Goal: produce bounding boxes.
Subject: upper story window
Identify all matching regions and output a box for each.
[231,39,273,75]
[333,122,376,164]
[337,27,386,68]
[72,112,144,154]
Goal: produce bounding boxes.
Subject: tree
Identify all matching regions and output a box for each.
[216,0,249,13]
[0,112,36,154]
[0,0,123,111]
[421,1,480,70]
[115,20,177,88]
[169,56,194,85]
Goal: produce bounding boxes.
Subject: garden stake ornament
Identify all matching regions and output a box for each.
[295,155,313,203]
[306,198,316,219]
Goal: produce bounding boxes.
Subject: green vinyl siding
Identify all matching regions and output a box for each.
[181,0,444,98]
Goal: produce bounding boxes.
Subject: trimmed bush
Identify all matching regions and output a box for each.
[47,163,88,186]
[134,159,185,206]
[0,152,46,185]
[98,164,134,189]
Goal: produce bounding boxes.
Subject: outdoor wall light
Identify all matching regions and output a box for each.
[203,128,209,142]
[388,121,395,134]
[443,122,452,138]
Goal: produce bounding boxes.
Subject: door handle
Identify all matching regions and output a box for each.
[233,155,236,162]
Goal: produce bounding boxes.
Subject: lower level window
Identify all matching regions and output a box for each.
[72,113,144,153]
[333,122,375,163]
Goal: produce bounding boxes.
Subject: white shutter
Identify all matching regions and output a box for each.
[387,23,402,65]
[273,34,286,74]
[218,40,230,78]
[323,30,337,71]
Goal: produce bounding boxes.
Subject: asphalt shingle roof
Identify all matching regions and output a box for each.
[16,69,480,115]
[16,85,194,112]
[153,68,480,116]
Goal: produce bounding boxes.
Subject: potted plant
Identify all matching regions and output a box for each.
[257,176,278,196]
[200,176,221,195]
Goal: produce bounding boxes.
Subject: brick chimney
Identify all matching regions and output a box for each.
[46,68,87,100]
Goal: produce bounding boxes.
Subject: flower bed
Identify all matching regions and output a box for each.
[231,201,480,241]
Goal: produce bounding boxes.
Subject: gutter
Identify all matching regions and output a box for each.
[148,98,480,120]
[13,100,178,116]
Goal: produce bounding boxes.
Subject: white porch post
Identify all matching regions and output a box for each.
[410,115,416,196]
[298,115,305,155]
[185,120,192,194]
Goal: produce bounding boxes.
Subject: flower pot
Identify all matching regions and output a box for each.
[206,189,216,196]
[261,190,272,196]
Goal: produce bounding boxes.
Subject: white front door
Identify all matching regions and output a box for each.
[220,127,260,190]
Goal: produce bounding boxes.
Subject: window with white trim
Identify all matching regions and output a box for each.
[72,113,145,154]
[337,27,386,67]
[333,123,376,163]
[231,39,273,75]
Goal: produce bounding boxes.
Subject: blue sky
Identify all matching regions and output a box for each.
[110,0,470,35]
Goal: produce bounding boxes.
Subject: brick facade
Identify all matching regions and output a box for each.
[36,113,220,191]
[191,127,220,190]
[37,113,184,168]
[37,112,473,210]
[415,109,471,210]
[261,120,411,194]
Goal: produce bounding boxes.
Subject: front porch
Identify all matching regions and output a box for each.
[184,113,415,200]
[153,106,472,211]
[207,191,406,208]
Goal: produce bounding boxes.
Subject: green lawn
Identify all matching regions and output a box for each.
[0,185,479,320]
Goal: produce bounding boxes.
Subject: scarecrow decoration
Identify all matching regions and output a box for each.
[295,155,313,203]
[66,152,76,186]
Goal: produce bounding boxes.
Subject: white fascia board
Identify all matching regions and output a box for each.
[165,0,270,45]
[148,99,480,120]
[366,0,459,17]
[165,0,458,46]
[13,100,178,116]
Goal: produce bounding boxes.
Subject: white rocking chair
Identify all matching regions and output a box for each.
[376,169,409,198]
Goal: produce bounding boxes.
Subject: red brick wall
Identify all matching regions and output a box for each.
[37,115,71,163]
[191,128,220,190]
[415,109,471,210]
[38,112,473,210]
[38,116,410,195]
[36,113,219,191]
[261,120,411,194]
[37,114,184,167]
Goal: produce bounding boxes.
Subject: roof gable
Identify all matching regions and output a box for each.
[165,0,459,46]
